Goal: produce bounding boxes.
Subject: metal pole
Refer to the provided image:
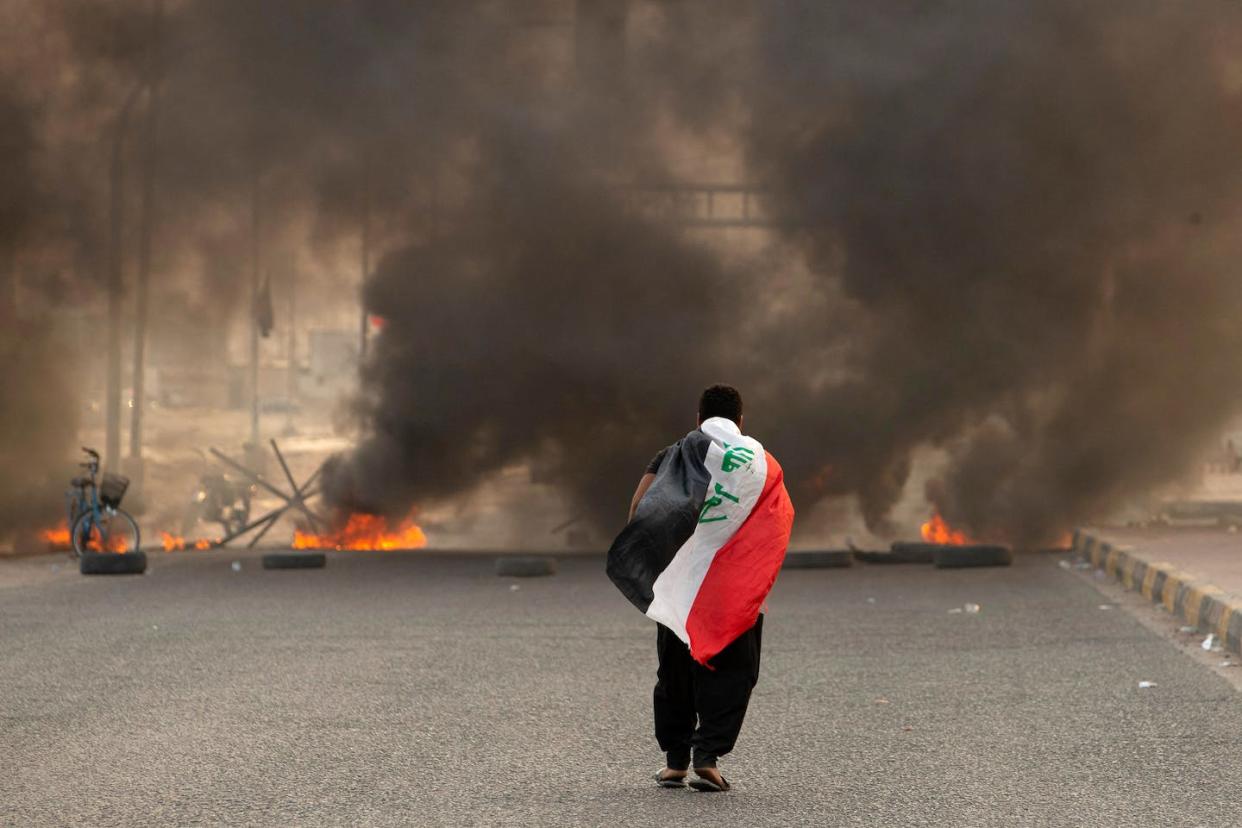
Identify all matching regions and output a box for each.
[284,266,296,435]
[128,0,163,475]
[249,169,261,451]
[105,85,142,471]
[359,153,371,362]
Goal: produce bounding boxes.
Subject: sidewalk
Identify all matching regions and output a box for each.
[1072,526,1242,656]
[1082,527,1242,599]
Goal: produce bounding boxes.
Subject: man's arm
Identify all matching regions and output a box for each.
[628,473,656,523]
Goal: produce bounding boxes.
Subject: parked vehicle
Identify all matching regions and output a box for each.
[65,447,140,556]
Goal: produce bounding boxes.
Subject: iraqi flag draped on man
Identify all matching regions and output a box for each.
[607,417,795,666]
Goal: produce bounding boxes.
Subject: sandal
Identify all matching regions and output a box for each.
[654,769,688,788]
[689,769,731,793]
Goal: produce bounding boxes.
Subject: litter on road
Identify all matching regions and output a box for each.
[1138,681,1157,689]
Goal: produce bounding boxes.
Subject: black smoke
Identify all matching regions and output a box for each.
[7,1,1242,547]
[743,1,1242,542]
[327,1,1242,546]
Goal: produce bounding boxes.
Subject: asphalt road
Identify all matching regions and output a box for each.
[2,550,1239,827]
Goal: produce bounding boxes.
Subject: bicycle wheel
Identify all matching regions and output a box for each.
[72,509,141,556]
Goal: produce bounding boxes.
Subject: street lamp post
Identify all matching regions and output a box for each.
[127,0,164,488]
[249,169,261,458]
[105,84,143,472]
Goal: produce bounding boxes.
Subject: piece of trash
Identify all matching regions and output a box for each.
[152,625,159,631]
[866,597,876,604]
[509,584,520,592]
[230,561,242,573]
[1138,681,1157,689]
[1179,625,1196,633]
[1202,634,1218,651]
[1058,560,1072,570]
[901,725,914,732]
[964,603,981,614]
[948,607,963,614]
[873,698,890,705]
[1099,604,1113,611]
[1219,660,1235,668]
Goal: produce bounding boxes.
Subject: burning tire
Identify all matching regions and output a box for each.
[495,556,556,577]
[79,550,147,575]
[782,550,852,569]
[261,552,327,570]
[932,545,1013,569]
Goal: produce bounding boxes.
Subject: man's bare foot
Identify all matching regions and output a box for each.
[655,768,688,788]
[689,767,730,792]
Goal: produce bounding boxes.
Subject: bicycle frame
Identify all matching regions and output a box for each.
[66,450,112,552]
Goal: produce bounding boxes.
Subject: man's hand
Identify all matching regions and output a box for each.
[628,473,656,522]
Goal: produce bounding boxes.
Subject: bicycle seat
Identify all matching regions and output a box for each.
[71,476,93,488]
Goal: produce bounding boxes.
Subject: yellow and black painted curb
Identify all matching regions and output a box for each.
[1072,529,1242,657]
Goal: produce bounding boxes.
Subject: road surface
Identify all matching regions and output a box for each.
[2,550,1239,827]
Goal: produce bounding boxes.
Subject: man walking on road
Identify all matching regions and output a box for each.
[607,385,794,792]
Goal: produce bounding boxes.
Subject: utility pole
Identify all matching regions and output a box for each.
[248,168,261,459]
[283,267,297,436]
[127,0,164,484]
[105,84,143,472]
[358,152,371,362]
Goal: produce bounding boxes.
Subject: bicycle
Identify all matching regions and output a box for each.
[66,447,141,557]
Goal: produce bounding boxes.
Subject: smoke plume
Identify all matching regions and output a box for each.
[743,2,1242,542]
[6,1,1242,547]
[0,79,79,536]
[327,1,1242,546]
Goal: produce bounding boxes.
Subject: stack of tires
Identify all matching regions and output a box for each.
[852,542,1012,568]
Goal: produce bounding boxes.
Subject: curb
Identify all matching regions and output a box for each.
[1073,528,1242,657]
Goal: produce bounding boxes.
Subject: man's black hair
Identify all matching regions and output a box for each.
[699,384,743,425]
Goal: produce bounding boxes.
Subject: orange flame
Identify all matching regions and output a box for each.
[40,524,71,548]
[920,512,972,545]
[80,526,132,553]
[293,510,427,551]
[160,533,215,552]
[38,521,130,552]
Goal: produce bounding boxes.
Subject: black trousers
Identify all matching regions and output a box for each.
[653,615,763,769]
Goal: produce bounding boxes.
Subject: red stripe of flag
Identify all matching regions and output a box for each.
[685,452,795,665]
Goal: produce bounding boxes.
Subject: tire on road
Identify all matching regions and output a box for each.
[495,556,557,577]
[79,550,148,575]
[886,542,939,564]
[932,545,1014,569]
[856,548,933,564]
[782,550,853,569]
[261,552,327,570]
